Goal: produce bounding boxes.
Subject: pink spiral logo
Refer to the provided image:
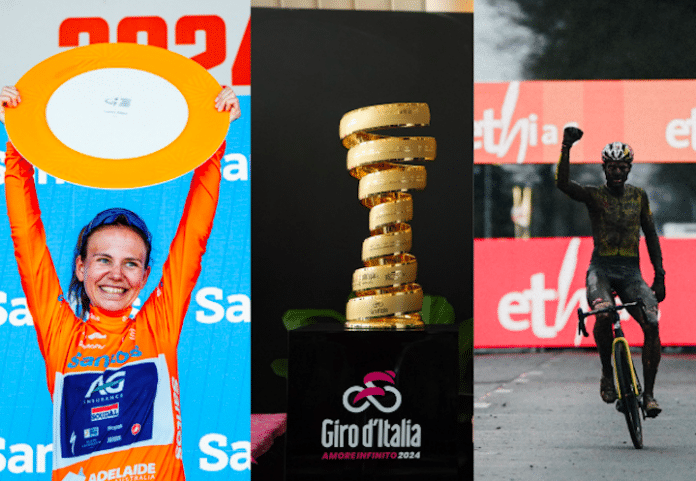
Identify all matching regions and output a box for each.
[342,371,402,413]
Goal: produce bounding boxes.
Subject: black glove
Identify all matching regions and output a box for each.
[651,274,665,303]
[562,126,584,148]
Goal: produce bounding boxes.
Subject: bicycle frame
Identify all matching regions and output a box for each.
[578,298,647,449]
[611,326,642,400]
[577,300,645,398]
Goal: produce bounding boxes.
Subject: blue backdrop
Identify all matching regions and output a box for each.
[0,94,250,479]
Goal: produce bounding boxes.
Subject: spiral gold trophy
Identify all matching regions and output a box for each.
[339,103,436,329]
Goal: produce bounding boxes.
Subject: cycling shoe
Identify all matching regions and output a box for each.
[644,393,662,418]
[600,375,618,403]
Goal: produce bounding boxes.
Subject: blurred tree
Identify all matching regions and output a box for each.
[491,0,696,80]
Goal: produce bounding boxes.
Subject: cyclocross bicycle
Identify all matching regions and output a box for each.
[577,299,646,449]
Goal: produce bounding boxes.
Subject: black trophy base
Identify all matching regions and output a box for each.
[286,324,459,481]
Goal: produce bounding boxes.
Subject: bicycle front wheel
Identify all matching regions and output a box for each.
[614,342,643,449]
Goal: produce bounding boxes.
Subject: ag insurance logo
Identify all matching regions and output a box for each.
[342,371,401,413]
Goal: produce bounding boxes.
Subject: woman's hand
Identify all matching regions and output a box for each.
[215,86,241,123]
[0,86,20,124]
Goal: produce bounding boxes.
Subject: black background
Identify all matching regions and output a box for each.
[286,325,459,480]
[251,8,473,416]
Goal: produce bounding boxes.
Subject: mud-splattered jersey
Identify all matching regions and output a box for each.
[555,148,664,274]
[5,141,223,481]
[572,183,646,257]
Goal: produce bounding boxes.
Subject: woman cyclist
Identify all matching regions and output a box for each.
[1,84,240,480]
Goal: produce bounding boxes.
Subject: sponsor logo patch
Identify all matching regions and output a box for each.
[90,403,119,422]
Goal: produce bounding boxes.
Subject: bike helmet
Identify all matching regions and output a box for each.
[601,142,634,163]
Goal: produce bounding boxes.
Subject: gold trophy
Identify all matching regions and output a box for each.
[339,103,436,329]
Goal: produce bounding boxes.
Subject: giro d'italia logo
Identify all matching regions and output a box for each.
[342,371,402,413]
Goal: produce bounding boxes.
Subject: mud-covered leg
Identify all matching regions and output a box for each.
[593,308,617,403]
[631,304,661,395]
[586,264,617,403]
[593,311,614,376]
[628,293,662,417]
[641,315,661,397]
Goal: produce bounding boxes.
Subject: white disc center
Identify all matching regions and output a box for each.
[46,68,189,160]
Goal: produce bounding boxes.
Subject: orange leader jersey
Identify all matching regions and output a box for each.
[5,141,223,481]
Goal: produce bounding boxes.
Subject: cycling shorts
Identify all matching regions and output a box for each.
[585,256,658,327]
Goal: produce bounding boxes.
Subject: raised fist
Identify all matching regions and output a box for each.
[563,126,584,147]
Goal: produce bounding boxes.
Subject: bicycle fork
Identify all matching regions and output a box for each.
[612,336,644,416]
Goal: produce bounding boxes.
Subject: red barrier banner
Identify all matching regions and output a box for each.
[475,80,696,164]
[474,237,691,348]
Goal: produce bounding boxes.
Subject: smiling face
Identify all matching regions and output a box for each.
[603,161,631,190]
[75,225,151,313]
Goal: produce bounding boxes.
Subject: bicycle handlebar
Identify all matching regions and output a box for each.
[576,299,645,338]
